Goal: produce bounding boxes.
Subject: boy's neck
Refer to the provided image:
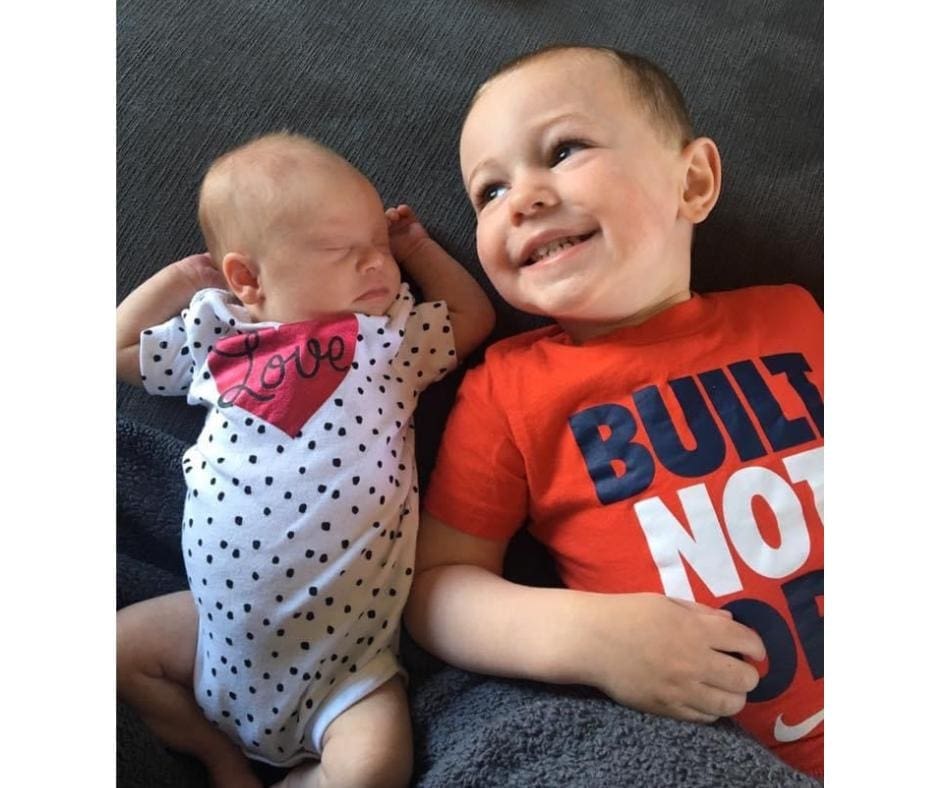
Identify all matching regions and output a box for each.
[558,288,693,344]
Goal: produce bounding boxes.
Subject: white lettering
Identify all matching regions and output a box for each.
[722,467,810,578]
[783,446,824,523]
[635,484,742,600]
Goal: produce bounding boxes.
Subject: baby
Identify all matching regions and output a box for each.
[116,132,494,788]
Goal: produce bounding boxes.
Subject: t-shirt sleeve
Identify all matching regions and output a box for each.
[395,300,458,392]
[139,314,195,397]
[423,356,528,542]
[788,284,823,325]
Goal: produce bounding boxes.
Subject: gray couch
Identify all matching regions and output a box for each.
[117,2,822,785]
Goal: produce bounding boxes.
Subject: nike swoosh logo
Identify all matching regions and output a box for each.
[773,709,824,742]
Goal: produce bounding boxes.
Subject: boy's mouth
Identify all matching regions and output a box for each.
[521,231,597,267]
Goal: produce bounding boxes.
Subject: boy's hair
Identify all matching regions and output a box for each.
[198,131,346,264]
[469,44,694,148]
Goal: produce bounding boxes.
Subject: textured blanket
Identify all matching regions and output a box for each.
[117,417,819,787]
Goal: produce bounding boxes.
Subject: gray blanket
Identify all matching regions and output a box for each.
[117,417,818,787]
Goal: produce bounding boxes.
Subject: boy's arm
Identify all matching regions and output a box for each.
[386,205,495,361]
[116,253,226,386]
[404,512,767,723]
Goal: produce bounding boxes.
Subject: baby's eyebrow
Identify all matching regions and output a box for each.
[306,234,350,247]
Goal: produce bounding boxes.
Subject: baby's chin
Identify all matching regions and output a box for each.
[359,302,395,317]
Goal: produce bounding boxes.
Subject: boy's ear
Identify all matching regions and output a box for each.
[221,252,262,305]
[678,137,722,224]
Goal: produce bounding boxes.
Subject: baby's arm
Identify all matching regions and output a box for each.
[116,253,226,386]
[405,512,767,723]
[386,205,495,361]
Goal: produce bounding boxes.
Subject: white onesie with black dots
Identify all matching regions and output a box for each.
[139,284,456,767]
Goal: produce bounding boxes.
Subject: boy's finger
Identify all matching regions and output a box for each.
[671,598,732,618]
[685,682,747,719]
[703,651,761,694]
[710,619,766,662]
[674,706,721,724]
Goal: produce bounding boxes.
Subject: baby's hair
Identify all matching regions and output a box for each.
[198,131,346,265]
[468,44,694,148]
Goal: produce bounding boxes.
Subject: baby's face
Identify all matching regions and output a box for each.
[460,52,692,335]
[255,168,401,324]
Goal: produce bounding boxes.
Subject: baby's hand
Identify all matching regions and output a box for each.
[386,204,431,261]
[172,252,227,292]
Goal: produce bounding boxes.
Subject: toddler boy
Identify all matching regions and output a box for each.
[404,46,823,778]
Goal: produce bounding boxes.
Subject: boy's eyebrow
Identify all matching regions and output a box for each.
[464,111,592,186]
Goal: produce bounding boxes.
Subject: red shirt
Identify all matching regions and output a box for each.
[425,285,824,777]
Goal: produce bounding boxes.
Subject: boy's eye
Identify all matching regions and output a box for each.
[550,140,586,166]
[477,183,508,206]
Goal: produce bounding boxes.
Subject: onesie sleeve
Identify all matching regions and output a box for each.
[394,299,458,392]
[423,355,528,542]
[139,314,195,396]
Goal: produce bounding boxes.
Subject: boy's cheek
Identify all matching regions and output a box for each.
[477,221,513,267]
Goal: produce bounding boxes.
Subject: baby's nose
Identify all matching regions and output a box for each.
[358,246,388,270]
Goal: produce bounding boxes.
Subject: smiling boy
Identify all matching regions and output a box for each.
[404,46,823,777]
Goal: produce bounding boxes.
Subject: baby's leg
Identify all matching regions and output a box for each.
[273,676,412,788]
[117,590,262,788]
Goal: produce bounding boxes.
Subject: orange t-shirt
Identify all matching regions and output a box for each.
[425,285,823,777]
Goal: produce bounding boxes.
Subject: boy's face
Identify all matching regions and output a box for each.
[460,52,694,337]
[255,166,401,324]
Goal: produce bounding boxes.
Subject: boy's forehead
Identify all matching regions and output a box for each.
[474,50,623,111]
[460,51,632,172]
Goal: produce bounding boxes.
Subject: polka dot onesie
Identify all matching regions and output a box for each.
[139,284,456,766]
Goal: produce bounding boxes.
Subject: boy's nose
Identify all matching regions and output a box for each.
[509,177,558,224]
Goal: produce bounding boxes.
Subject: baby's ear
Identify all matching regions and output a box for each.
[678,137,722,224]
[221,252,262,305]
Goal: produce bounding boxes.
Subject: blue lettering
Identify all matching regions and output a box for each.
[699,369,768,462]
[762,353,824,437]
[729,360,817,452]
[724,598,796,703]
[782,569,823,680]
[633,378,726,477]
[569,404,655,503]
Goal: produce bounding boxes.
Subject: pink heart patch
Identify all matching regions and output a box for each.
[207,315,359,437]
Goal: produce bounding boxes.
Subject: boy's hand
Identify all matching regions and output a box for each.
[575,592,766,723]
[172,252,228,292]
[386,204,432,262]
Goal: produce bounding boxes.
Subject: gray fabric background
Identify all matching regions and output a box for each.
[117,2,822,785]
[117,0,822,449]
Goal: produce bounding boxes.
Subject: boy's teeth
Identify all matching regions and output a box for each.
[530,235,581,263]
